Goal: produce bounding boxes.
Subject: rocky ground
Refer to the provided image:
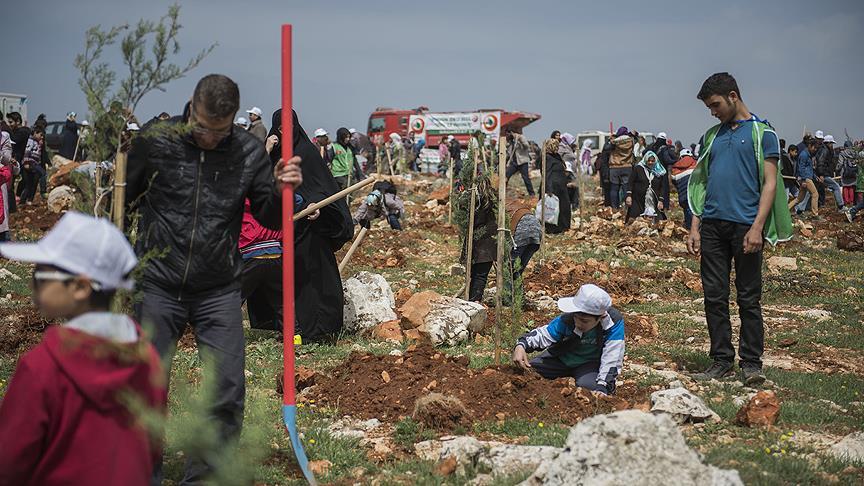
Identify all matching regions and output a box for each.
[1,171,863,485]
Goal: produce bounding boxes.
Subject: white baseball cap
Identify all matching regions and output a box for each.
[0,212,138,290]
[313,128,328,138]
[679,148,693,157]
[80,120,90,126]
[447,135,455,142]
[557,284,612,316]
[824,135,835,144]
[657,132,668,140]
[126,122,140,131]
[235,116,249,126]
[349,128,357,134]
[814,130,824,139]
[246,107,263,117]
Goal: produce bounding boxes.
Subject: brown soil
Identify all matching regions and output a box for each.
[308,343,649,428]
[412,392,470,430]
[9,202,62,239]
[0,305,54,356]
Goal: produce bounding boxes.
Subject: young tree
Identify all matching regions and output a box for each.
[73,4,215,219]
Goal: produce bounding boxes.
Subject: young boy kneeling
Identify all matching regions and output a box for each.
[0,212,166,486]
[512,284,625,395]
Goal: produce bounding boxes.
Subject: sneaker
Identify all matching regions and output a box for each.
[847,211,855,223]
[693,361,734,381]
[741,366,766,386]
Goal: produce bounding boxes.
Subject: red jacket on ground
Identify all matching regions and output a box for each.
[0,325,166,486]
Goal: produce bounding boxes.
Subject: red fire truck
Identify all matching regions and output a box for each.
[367,106,540,146]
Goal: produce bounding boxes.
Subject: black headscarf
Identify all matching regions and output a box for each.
[269,109,354,340]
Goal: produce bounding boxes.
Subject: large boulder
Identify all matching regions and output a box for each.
[650,387,721,424]
[46,185,77,213]
[521,410,742,485]
[342,272,397,333]
[399,291,486,346]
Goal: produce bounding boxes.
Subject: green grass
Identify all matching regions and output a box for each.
[472,419,569,447]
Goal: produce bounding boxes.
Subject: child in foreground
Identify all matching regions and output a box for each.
[0,212,166,486]
[512,284,625,395]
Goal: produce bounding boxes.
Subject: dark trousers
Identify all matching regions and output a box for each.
[506,163,535,196]
[241,257,283,331]
[469,261,493,302]
[19,166,44,203]
[601,178,612,207]
[699,219,764,368]
[387,214,402,230]
[137,285,245,485]
[504,243,540,305]
[529,352,606,392]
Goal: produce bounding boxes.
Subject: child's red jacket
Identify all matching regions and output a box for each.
[0,324,166,486]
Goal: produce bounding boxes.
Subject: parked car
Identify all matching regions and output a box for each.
[44,121,69,152]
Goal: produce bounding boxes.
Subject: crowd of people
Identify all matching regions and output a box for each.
[0,70,862,485]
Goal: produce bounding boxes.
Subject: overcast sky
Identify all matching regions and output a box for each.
[3,0,863,145]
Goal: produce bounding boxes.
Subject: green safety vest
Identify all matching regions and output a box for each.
[688,121,793,245]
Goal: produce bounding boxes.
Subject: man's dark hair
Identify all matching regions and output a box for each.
[788,144,798,152]
[779,138,786,149]
[697,72,741,101]
[192,74,240,119]
[7,112,22,124]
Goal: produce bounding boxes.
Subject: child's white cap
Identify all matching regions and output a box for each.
[0,212,138,290]
[557,284,612,316]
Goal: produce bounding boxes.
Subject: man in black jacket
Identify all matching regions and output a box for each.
[126,74,301,484]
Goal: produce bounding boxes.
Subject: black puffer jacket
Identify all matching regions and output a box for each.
[126,114,281,299]
[814,145,836,177]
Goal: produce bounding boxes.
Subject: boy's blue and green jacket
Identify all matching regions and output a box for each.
[516,308,625,393]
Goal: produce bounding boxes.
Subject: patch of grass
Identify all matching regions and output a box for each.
[393,417,436,449]
[704,442,863,486]
[472,419,569,447]
[766,369,864,407]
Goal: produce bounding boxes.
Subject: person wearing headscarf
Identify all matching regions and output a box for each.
[388,133,406,174]
[268,109,354,340]
[625,151,668,224]
[543,138,571,233]
[461,172,498,302]
[558,132,577,166]
[59,112,79,160]
[579,139,594,175]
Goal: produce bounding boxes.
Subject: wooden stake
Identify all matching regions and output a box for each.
[447,152,454,225]
[464,186,476,301]
[539,143,547,262]
[294,176,374,220]
[494,136,507,366]
[338,226,369,275]
[112,152,127,229]
[72,136,81,163]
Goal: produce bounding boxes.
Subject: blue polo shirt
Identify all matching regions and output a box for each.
[702,120,779,225]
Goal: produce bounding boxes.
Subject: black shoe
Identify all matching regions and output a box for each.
[741,366,766,386]
[693,361,734,381]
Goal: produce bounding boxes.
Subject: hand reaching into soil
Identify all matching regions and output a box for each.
[512,345,532,370]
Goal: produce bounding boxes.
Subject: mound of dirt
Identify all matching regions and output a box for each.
[308,343,649,428]
[412,392,469,430]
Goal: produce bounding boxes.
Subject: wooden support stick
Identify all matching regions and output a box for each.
[338,226,369,275]
[494,136,507,366]
[112,152,127,228]
[464,186,477,301]
[294,177,375,220]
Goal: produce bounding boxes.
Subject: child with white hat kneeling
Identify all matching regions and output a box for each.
[512,284,625,395]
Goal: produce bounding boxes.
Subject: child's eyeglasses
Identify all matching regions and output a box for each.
[32,271,103,290]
